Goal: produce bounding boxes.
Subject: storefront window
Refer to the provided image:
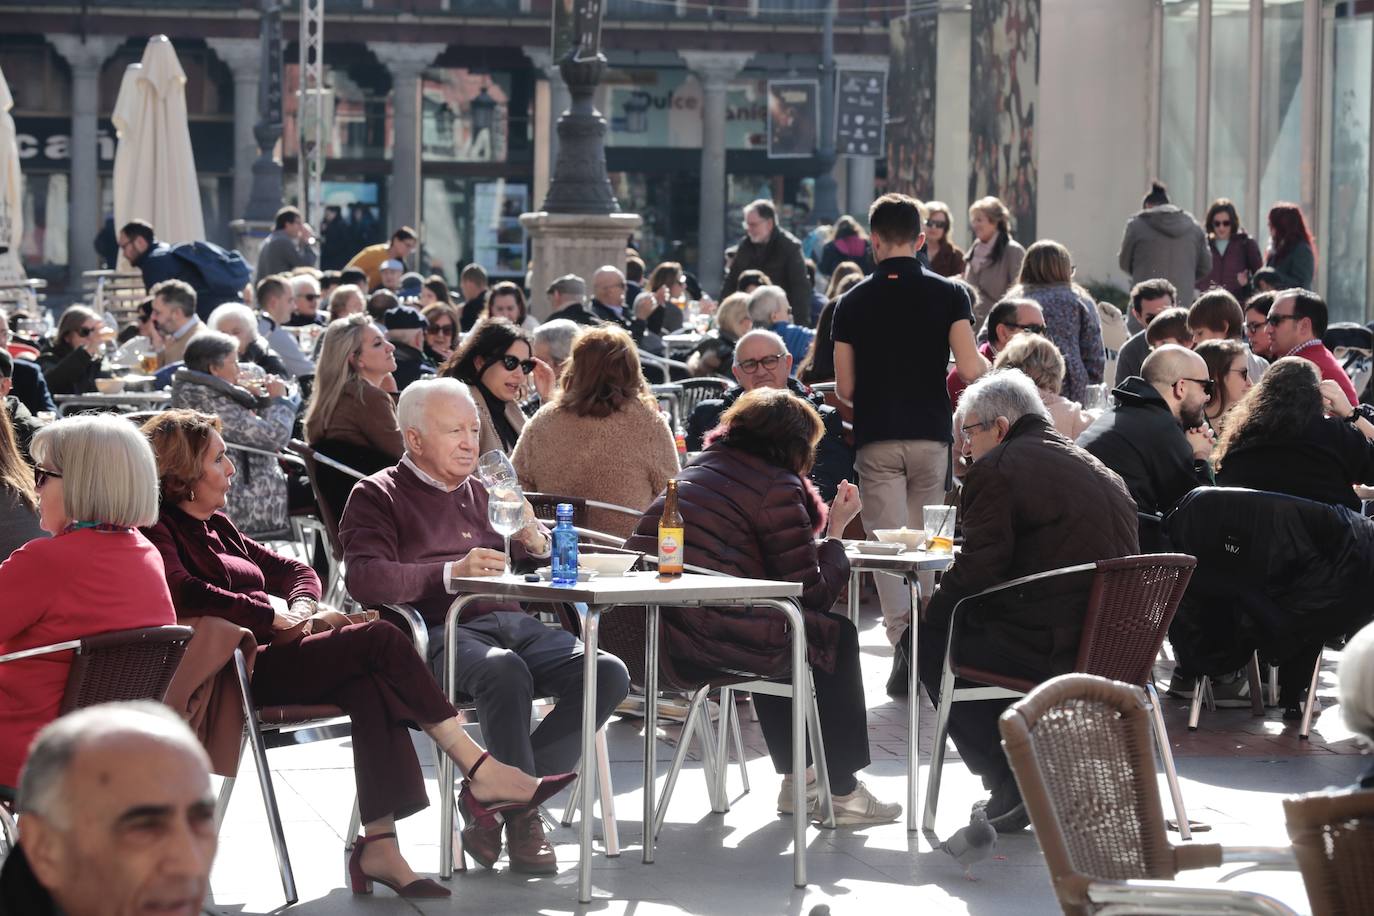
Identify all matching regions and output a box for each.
[1208,0,1251,208]
[1325,12,1371,321]
[1258,0,1305,215]
[420,177,527,282]
[1160,0,1199,212]
[421,70,511,163]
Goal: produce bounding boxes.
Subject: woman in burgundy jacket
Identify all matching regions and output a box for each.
[626,388,900,827]
[139,409,573,897]
[1197,198,1264,298]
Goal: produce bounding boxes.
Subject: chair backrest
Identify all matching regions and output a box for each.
[288,439,375,562]
[678,377,730,415]
[526,492,588,526]
[60,625,195,714]
[1075,554,1196,685]
[999,674,1218,915]
[1284,788,1374,916]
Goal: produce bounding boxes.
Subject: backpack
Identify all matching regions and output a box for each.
[170,241,252,312]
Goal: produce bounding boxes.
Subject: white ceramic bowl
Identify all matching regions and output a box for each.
[94,378,126,394]
[874,528,927,549]
[579,553,640,576]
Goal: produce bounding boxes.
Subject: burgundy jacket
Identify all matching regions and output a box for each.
[143,506,321,643]
[625,441,849,677]
[1197,232,1263,297]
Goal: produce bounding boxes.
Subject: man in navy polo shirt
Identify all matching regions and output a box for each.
[832,193,989,688]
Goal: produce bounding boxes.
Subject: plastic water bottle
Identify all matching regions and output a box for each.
[551,503,578,586]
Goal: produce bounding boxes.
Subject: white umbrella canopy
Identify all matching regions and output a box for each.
[0,63,22,261]
[112,35,205,253]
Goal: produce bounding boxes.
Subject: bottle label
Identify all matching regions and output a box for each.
[658,526,684,572]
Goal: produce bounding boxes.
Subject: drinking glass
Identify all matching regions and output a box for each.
[923,505,957,554]
[477,450,519,489]
[1082,384,1107,412]
[487,482,525,577]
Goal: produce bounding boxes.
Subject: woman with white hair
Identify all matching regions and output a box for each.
[0,414,175,791]
[207,301,290,379]
[170,331,298,537]
[993,332,1098,440]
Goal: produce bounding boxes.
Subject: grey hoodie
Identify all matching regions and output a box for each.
[1118,205,1211,306]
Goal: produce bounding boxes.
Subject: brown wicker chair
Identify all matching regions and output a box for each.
[287,439,366,606]
[1001,674,1297,915]
[0,625,194,856]
[923,554,1197,837]
[1283,787,1374,915]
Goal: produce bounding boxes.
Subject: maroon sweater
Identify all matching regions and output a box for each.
[339,461,534,625]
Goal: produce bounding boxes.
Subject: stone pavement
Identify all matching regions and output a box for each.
[207,593,1367,915]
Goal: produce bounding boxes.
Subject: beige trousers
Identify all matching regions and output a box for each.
[855,438,950,645]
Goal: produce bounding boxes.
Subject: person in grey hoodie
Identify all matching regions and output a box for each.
[1118,181,1211,310]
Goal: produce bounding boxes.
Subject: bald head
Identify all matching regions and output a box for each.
[1142,344,1210,427]
[592,266,626,307]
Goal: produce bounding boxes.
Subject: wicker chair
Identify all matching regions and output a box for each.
[287,439,366,606]
[0,625,194,857]
[1283,787,1374,915]
[1001,674,1297,915]
[923,554,1197,837]
[677,377,731,417]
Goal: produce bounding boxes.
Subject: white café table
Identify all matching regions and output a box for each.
[842,542,956,831]
[439,570,805,904]
[53,390,171,417]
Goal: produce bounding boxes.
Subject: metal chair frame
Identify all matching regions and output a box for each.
[1188,651,1324,740]
[287,439,367,606]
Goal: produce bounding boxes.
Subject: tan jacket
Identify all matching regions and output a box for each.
[159,318,206,368]
[963,240,1026,330]
[472,386,527,457]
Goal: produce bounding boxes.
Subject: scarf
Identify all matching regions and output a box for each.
[477,382,520,453]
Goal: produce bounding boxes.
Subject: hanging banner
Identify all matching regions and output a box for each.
[766,79,818,159]
[835,69,886,157]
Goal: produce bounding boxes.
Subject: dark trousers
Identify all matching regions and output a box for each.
[436,611,630,777]
[250,619,457,824]
[752,615,869,796]
[916,618,1052,791]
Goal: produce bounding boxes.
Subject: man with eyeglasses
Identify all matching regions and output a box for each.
[1079,344,1215,549]
[255,205,317,282]
[683,329,852,501]
[947,297,1045,409]
[1266,288,1359,404]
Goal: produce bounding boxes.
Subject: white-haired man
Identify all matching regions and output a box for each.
[337,378,630,874]
[746,284,814,366]
[916,369,1139,833]
[288,273,327,326]
[207,301,291,379]
[532,318,581,377]
[0,701,216,916]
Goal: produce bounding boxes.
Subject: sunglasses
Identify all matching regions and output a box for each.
[76,325,100,338]
[735,354,787,373]
[1181,377,1216,397]
[925,219,949,230]
[1266,314,1300,327]
[34,466,62,488]
[495,354,536,374]
[427,322,455,335]
[1006,322,1046,335]
[1212,219,1232,228]
[299,293,320,301]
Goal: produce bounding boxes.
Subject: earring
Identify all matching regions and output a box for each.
[189,490,196,502]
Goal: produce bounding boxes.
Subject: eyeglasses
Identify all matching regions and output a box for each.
[1244,320,1268,334]
[735,353,787,373]
[496,354,536,374]
[1212,219,1232,228]
[925,219,949,230]
[1006,322,1046,335]
[1181,377,1216,397]
[959,420,992,436]
[1266,313,1299,327]
[34,466,62,488]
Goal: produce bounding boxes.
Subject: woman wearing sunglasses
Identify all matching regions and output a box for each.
[37,305,112,396]
[1197,198,1263,299]
[1195,339,1252,434]
[921,201,965,278]
[442,317,555,456]
[0,414,175,791]
[420,302,460,365]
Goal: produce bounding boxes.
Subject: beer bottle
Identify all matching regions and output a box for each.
[658,479,685,577]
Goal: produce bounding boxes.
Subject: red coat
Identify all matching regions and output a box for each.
[0,529,175,787]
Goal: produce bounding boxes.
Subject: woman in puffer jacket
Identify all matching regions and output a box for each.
[168,331,298,537]
[626,388,900,827]
[818,215,875,278]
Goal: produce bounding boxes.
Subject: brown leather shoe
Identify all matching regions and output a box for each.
[460,817,503,870]
[504,808,558,874]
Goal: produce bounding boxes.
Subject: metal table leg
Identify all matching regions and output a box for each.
[642,604,660,864]
[848,568,860,626]
[440,595,483,880]
[906,575,921,832]
[579,604,604,904]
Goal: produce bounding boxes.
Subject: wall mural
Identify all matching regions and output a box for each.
[886,11,937,202]
[969,0,1040,242]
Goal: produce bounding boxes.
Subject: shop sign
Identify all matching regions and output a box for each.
[603,69,767,150]
[835,69,886,157]
[13,116,233,173]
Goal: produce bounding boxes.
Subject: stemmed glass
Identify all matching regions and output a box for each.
[479,450,523,576]
[478,450,519,489]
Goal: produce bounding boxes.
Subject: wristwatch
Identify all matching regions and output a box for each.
[1345,404,1374,424]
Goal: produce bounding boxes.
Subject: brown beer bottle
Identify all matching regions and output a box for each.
[658,479,685,577]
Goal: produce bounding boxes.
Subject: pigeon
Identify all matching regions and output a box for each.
[936,807,998,880]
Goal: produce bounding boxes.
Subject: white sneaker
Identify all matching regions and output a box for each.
[776,774,820,816]
[819,781,901,827]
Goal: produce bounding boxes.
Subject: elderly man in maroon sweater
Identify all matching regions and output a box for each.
[338,377,630,874]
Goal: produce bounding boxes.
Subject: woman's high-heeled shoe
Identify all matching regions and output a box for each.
[347,833,450,898]
[458,750,578,821]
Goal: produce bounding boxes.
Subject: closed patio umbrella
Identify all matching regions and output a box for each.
[112,35,205,253]
[0,64,22,262]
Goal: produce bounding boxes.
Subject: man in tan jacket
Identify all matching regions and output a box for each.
[151,279,205,368]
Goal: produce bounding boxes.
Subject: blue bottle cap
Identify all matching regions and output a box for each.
[556,503,574,519]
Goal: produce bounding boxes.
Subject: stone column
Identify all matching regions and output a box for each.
[50,35,121,279]
[207,39,261,221]
[680,51,751,297]
[370,42,445,239]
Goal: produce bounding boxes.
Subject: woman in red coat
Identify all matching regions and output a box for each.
[139,409,573,896]
[0,414,173,791]
[626,388,900,827]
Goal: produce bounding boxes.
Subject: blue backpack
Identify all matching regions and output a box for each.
[171,241,252,311]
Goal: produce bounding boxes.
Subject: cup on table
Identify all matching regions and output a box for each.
[923,505,956,554]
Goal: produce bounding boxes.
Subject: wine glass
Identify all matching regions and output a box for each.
[487,482,525,577]
[478,450,519,489]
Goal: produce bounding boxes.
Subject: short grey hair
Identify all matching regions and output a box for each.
[290,273,321,294]
[206,302,258,345]
[18,701,208,823]
[746,285,790,325]
[954,368,1048,432]
[534,319,581,364]
[396,376,475,437]
[30,414,160,527]
[733,328,787,363]
[183,331,240,374]
[1340,621,1374,745]
[327,283,366,318]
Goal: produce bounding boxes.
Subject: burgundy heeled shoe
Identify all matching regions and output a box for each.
[459,751,579,822]
[347,833,450,898]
